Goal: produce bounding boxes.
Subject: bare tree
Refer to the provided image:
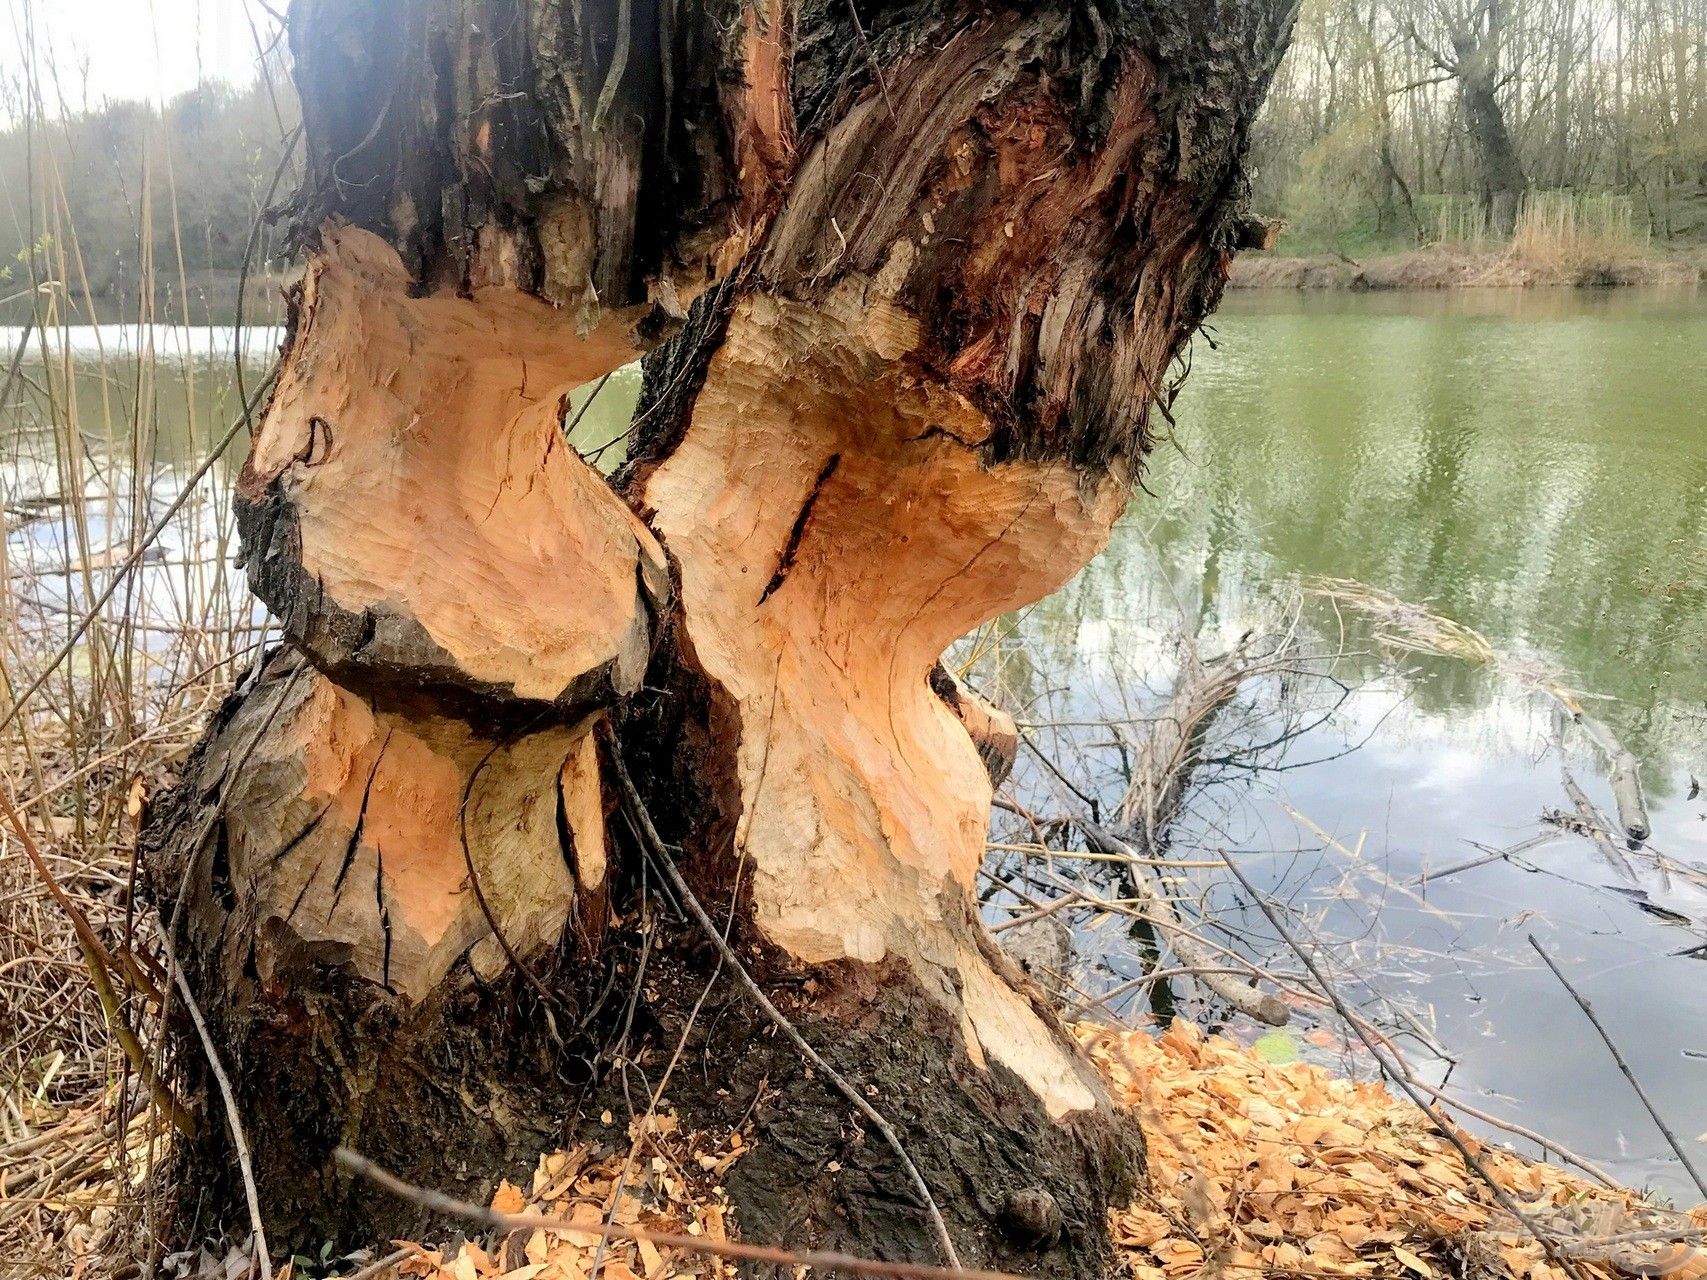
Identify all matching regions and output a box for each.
[1398,0,1530,231]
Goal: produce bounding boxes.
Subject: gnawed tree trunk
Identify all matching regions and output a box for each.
[143,2,1293,1273]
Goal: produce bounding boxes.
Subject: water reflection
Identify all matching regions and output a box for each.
[1136,289,1707,775]
[996,287,1707,1201]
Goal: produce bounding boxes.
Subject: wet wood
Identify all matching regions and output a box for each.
[1577,712,1651,842]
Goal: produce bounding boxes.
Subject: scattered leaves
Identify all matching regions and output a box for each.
[395,1113,745,1280]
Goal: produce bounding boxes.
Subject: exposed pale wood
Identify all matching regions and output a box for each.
[641,282,1126,1117]
[239,225,668,712]
[190,656,608,1003]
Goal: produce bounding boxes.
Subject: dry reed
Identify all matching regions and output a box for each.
[0,26,293,1274]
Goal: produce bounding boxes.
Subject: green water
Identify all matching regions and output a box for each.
[1211,291,1701,748]
[1072,288,1707,775]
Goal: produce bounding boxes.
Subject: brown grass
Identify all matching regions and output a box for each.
[1233,194,1705,290]
[1,37,288,1272]
[1230,245,1704,289]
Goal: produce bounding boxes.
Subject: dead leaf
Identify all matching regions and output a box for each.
[1392,1245,1435,1277]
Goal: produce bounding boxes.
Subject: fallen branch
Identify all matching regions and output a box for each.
[1409,832,1559,886]
[1528,936,1707,1201]
[1115,632,1260,843]
[1574,713,1650,842]
[1078,817,1290,1026]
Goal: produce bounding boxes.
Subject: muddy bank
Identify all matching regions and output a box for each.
[1231,245,1705,289]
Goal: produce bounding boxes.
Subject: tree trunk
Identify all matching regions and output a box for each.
[142,2,1293,1274]
[1451,14,1527,236]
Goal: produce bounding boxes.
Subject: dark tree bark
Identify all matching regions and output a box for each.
[1405,0,1527,235]
[143,3,1294,1275]
[1457,54,1527,235]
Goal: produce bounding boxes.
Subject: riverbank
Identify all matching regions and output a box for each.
[1231,243,1706,289]
[0,269,290,328]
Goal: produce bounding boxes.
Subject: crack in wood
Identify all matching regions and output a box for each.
[758,451,840,604]
[269,802,333,865]
[554,765,579,879]
[353,609,379,657]
[294,416,334,467]
[375,841,394,993]
[327,732,391,910]
[906,423,981,449]
[284,866,316,925]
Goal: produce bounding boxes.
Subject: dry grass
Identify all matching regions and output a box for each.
[1232,193,1703,289]
[1229,246,1702,289]
[0,368,258,1276]
[1508,192,1648,272]
[0,37,290,1274]
[1303,576,1585,711]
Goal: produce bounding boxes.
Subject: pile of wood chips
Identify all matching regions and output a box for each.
[1079,1019,1707,1280]
[388,1112,744,1280]
[382,1021,1706,1280]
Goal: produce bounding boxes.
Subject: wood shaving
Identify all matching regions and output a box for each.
[367,1112,742,1280]
[1079,1020,1707,1280]
[328,1020,1707,1280]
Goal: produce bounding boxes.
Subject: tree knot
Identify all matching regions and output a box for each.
[999,1186,1063,1247]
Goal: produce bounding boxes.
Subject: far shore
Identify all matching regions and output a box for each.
[1231,243,1706,290]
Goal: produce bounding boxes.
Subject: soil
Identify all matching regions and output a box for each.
[1230,244,1706,289]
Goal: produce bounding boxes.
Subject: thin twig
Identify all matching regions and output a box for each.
[1397,1075,1621,1189]
[159,930,272,1280]
[601,740,963,1270]
[1528,935,1707,1201]
[1,302,39,411]
[339,1247,420,1280]
[846,0,898,121]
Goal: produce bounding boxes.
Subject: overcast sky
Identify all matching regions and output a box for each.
[4,0,278,114]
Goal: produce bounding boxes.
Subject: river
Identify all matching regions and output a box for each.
[1013,287,1707,1202]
